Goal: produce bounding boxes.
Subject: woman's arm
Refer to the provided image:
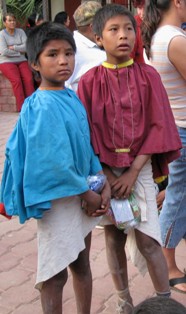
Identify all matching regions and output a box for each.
[169,36,186,80]
[12,29,27,53]
[0,32,21,57]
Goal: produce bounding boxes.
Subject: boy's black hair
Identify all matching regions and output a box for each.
[26,21,76,66]
[133,296,186,314]
[92,4,136,37]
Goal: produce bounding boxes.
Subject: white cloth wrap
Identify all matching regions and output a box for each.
[100,159,162,275]
[35,196,100,290]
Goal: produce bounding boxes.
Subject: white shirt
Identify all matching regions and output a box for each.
[66,30,106,92]
[150,25,186,128]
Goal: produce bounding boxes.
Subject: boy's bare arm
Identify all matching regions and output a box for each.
[101,163,117,186]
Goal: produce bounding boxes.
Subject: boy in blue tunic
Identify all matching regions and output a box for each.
[0,22,110,314]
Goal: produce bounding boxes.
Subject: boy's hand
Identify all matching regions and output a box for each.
[81,191,102,216]
[156,190,165,211]
[91,180,111,217]
[111,167,138,199]
[111,155,151,199]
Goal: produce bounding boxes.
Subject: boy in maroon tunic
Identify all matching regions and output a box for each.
[77,4,181,314]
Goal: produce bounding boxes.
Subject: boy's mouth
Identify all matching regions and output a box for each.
[117,44,130,49]
[58,69,71,75]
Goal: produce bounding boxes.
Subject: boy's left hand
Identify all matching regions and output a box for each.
[156,190,166,211]
[111,167,138,199]
[91,180,111,217]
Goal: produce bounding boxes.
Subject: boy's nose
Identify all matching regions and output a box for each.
[58,55,68,64]
[119,30,127,39]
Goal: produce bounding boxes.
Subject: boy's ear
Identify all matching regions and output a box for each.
[174,0,184,8]
[95,34,103,49]
[30,62,39,71]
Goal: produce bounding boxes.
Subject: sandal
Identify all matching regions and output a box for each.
[169,274,186,294]
[116,297,133,314]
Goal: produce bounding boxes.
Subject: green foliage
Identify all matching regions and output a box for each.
[0,8,3,30]
[5,0,42,27]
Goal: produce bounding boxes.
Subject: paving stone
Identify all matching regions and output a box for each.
[12,298,41,314]
[0,268,32,290]
[0,281,39,310]
[0,252,21,272]
[11,238,37,257]
[0,305,12,314]
[20,253,37,272]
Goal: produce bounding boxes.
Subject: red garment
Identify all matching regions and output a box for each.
[0,61,35,111]
[77,61,181,178]
[131,15,144,63]
[0,203,12,219]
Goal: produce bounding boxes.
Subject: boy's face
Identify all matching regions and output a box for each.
[32,39,75,88]
[96,15,135,64]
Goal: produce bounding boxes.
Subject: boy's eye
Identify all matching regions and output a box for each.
[110,27,117,31]
[66,52,74,56]
[48,52,57,57]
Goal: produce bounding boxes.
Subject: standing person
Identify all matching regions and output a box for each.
[0,13,35,112]
[0,22,110,314]
[53,11,70,27]
[25,13,44,35]
[131,0,145,63]
[142,0,186,294]
[66,1,106,92]
[77,4,182,313]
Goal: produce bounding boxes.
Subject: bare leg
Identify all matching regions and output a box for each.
[163,247,186,293]
[41,268,68,314]
[104,225,133,314]
[69,233,92,314]
[135,229,170,293]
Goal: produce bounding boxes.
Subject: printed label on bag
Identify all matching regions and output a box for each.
[110,199,134,223]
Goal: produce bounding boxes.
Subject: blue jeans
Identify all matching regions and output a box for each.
[159,127,186,248]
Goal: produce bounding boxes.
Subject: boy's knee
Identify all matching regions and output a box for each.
[105,227,125,249]
[45,269,68,289]
[70,260,91,277]
[138,239,160,259]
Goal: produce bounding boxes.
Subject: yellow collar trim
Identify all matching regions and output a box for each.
[39,87,64,90]
[102,59,134,69]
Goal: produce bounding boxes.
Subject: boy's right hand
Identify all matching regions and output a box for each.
[80,190,102,216]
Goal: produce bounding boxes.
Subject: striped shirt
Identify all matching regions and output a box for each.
[150,25,186,128]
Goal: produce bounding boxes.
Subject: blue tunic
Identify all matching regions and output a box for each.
[1,88,102,223]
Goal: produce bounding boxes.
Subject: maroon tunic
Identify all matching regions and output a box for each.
[77,60,181,178]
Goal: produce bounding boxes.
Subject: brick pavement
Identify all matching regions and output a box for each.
[0,112,186,314]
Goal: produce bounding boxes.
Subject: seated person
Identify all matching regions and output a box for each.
[0,13,35,111]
